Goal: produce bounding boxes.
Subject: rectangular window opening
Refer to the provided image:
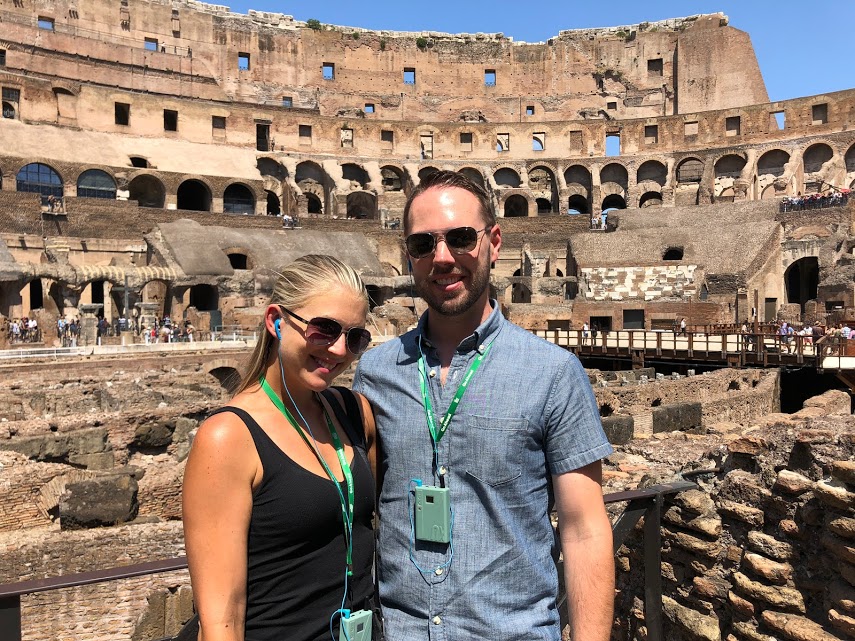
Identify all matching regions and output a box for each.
[533,132,545,152]
[605,133,620,156]
[525,105,534,116]
[163,109,178,131]
[144,37,158,51]
[812,103,828,125]
[484,69,496,86]
[257,123,271,151]
[299,124,312,145]
[114,102,130,126]
[322,62,335,81]
[647,58,663,77]
[364,103,375,114]
[0,50,6,66]
[684,120,699,137]
[644,124,658,145]
[607,101,617,111]
[420,134,433,160]
[340,127,353,148]
[281,96,293,109]
[238,52,250,71]
[568,130,583,150]
[460,132,473,152]
[380,129,394,145]
[771,111,785,130]
[37,17,55,31]
[725,116,741,137]
[496,133,509,153]
[212,115,226,130]
[403,68,416,85]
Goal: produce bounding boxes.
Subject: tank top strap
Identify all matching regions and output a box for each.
[208,406,279,472]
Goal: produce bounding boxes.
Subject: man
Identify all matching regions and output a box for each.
[354,171,614,641]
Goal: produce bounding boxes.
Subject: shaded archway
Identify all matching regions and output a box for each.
[177,180,212,211]
[567,195,589,215]
[676,158,704,184]
[757,150,790,177]
[785,257,819,312]
[511,268,531,303]
[223,183,255,215]
[418,166,440,182]
[504,195,529,217]
[16,163,63,205]
[600,163,628,191]
[536,198,551,214]
[295,161,326,184]
[846,144,855,173]
[381,166,404,192]
[714,154,746,179]
[564,165,592,191]
[639,192,662,208]
[637,160,667,186]
[306,193,323,214]
[803,143,834,174]
[257,158,287,180]
[342,163,369,188]
[128,175,165,208]
[265,190,280,216]
[494,168,521,188]
[77,169,117,200]
[458,167,485,188]
[602,194,626,211]
[528,166,558,213]
[189,284,219,311]
[346,192,377,219]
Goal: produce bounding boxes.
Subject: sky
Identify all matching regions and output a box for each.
[224,0,854,103]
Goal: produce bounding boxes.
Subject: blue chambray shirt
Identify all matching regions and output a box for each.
[353,302,613,641]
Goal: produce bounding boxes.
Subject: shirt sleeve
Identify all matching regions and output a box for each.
[543,354,613,475]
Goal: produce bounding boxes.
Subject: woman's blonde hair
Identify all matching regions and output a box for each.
[233,254,368,395]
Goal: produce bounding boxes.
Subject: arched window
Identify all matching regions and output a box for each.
[77,169,117,199]
[223,184,255,215]
[17,163,62,205]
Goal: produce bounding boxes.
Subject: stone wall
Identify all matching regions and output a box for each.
[582,264,698,301]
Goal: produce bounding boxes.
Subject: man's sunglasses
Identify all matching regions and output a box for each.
[404,226,492,259]
[279,307,371,355]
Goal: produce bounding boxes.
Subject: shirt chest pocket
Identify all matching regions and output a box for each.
[458,415,530,487]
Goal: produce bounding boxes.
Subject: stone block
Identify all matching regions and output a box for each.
[775,470,814,495]
[828,516,855,540]
[742,552,793,585]
[133,419,176,448]
[830,579,855,614]
[802,390,851,415]
[728,592,756,619]
[664,506,722,538]
[601,415,634,445]
[747,531,797,561]
[717,499,764,527]
[672,489,715,515]
[59,474,139,530]
[1,427,109,461]
[173,417,198,442]
[663,527,722,559]
[760,611,840,641]
[693,576,731,600]
[832,461,855,486]
[727,435,771,457]
[662,595,721,641]
[732,572,805,613]
[652,402,702,433]
[717,471,772,505]
[828,610,855,639]
[814,480,855,511]
[823,534,855,565]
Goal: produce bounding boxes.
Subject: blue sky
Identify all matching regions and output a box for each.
[226,0,853,103]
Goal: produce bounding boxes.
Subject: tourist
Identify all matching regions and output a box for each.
[354,171,614,641]
[679,317,687,336]
[183,255,377,641]
[582,320,590,345]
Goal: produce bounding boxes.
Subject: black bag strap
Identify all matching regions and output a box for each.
[320,387,365,447]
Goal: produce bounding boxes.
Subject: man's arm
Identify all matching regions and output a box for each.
[553,460,614,641]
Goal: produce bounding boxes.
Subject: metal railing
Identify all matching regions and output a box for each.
[0,482,694,641]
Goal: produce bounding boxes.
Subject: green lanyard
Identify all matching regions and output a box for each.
[259,376,356,573]
[417,340,493,444]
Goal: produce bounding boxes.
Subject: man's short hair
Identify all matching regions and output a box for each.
[403,170,496,233]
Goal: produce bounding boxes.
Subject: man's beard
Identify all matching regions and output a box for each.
[414,255,491,317]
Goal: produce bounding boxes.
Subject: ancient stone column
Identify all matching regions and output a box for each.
[78,303,103,346]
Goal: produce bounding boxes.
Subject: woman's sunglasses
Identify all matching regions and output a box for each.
[279,307,371,355]
[404,226,492,259]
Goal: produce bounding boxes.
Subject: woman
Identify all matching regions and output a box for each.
[183,255,377,641]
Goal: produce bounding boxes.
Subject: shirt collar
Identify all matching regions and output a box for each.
[413,299,503,356]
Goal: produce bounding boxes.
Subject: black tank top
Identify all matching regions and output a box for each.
[211,406,375,641]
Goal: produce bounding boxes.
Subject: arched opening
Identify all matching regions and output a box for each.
[600,163,628,190]
[536,198,552,214]
[458,167,485,188]
[257,158,286,180]
[189,285,219,311]
[227,253,249,270]
[223,183,255,215]
[567,195,589,215]
[714,154,747,180]
[89,279,105,306]
[418,166,439,182]
[511,269,531,303]
[128,175,165,208]
[265,190,281,216]
[381,166,404,192]
[803,143,834,174]
[846,144,855,173]
[494,168,521,188]
[295,161,326,184]
[209,366,239,392]
[757,150,790,177]
[601,194,626,212]
[16,163,63,205]
[564,165,592,190]
[77,169,117,200]
[637,160,667,186]
[676,158,704,184]
[306,193,322,214]
[366,285,381,311]
[2,101,16,119]
[29,279,44,309]
[129,157,149,168]
[785,257,819,312]
[639,192,662,208]
[528,166,557,214]
[504,195,529,217]
[346,192,377,219]
[342,164,369,188]
[663,247,684,261]
[177,180,212,211]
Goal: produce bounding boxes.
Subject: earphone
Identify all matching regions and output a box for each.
[274,317,282,340]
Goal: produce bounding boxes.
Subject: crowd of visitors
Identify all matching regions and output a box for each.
[779,190,850,212]
[9,317,41,344]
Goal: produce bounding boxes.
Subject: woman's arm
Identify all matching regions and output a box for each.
[353,391,381,497]
[183,412,259,641]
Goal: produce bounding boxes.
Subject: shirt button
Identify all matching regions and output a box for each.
[435,567,444,576]
[439,466,447,475]
[432,616,442,625]
[429,369,436,378]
